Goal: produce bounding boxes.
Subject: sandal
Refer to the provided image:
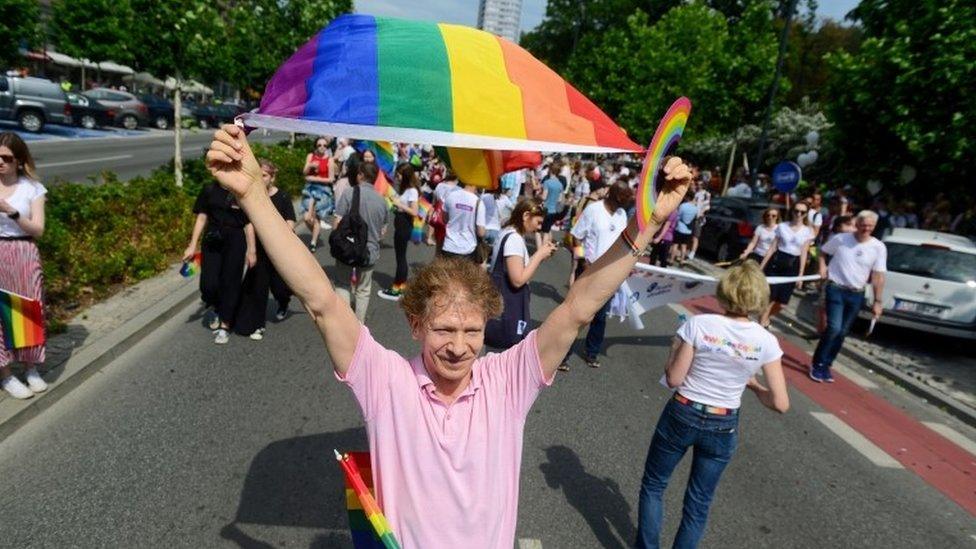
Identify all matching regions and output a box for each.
[585,356,601,368]
[557,362,570,372]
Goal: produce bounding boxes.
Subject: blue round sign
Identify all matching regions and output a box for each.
[772,161,802,192]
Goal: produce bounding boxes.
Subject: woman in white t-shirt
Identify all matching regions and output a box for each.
[484,198,557,348]
[739,207,779,263]
[759,203,815,328]
[637,261,789,548]
[0,133,49,400]
[379,164,421,301]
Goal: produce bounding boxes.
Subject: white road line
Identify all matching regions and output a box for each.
[810,412,904,468]
[922,422,976,457]
[518,539,543,549]
[36,154,133,168]
[832,363,879,389]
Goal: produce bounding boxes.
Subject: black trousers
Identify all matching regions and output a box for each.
[200,227,247,327]
[269,265,291,311]
[393,212,412,286]
[234,247,270,335]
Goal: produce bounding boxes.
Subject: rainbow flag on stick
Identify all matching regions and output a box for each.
[0,289,45,350]
[373,170,400,209]
[336,450,400,549]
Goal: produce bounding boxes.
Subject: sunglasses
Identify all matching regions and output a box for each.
[0,154,15,164]
[764,213,779,218]
[316,143,327,148]
[793,208,808,214]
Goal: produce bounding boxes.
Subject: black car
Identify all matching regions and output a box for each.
[139,94,178,130]
[696,197,784,262]
[65,92,114,129]
[194,103,245,129]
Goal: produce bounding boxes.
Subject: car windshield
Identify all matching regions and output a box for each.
[886,242,976,284]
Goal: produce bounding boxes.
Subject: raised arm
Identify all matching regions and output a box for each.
[207,125,361,374]
[536,158,692,378]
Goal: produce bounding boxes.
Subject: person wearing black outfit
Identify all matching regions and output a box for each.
[184,181,253,344]
[233,159,297,339]
[378,164,421,301]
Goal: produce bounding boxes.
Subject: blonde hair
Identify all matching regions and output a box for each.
[400,257,502,321]
[716,260,769,316]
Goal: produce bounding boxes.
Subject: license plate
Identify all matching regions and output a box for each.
[894,299,947,317]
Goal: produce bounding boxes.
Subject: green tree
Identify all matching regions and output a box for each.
[0,0,39,67]
[826,0,976,189]
[783,18,861,106]
[49,0,136,64]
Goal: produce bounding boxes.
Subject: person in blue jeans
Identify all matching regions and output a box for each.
[809,211,887,382]
[540,165,565,244]
[637,261,790,548]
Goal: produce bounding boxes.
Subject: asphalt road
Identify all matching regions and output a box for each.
[0,235,972,547]
[28,129,287,184]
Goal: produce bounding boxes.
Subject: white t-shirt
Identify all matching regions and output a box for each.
[821,232,887,289]
[752,224,776,257]
[675,314,783,409]
[490,227,529,270]
[399,187,418,207]
[807,209,824,229]
[0,178,46,237]
[774,222,815,256]
[694,189,711,216]
[496,193,514,226]
[336,144,356,163]
[482,193,501,231]
[433,181,457,205]
[728,182,753,198]
[443,188,486,255]
[571,200,627,263]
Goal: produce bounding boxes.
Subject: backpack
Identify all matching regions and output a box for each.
[329,185,371,267]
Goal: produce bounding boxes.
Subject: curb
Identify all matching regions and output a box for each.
[682,259,976,428]
[0,279,199,444]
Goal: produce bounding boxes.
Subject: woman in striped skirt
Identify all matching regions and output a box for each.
[0,132,48,400]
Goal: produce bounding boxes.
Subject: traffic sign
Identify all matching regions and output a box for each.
[772,161,802,192]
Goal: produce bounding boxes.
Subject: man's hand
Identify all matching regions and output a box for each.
[206,124,262,199]
[182,246,196,263]
[872,300,883,319]
[650,157,693,227]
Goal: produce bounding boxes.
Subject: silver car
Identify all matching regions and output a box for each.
[0,73,72,132]
[863,228,976,339]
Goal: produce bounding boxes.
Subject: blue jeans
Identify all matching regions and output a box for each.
[637,398,739,549]
[812,283,865,369]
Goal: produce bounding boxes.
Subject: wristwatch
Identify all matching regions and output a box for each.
[7,210,19,220]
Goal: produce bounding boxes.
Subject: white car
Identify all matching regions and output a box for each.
[863,228,976,339]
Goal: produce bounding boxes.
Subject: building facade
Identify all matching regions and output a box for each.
[477,0,523,43]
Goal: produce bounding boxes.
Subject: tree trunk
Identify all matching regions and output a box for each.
[174,74,183,188]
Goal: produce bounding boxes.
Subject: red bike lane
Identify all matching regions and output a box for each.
[684,295,976,517]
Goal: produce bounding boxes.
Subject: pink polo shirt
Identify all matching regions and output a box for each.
[337,326,552,548]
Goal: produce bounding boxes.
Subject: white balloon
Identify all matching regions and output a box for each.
[807,150,818,164]
[900,165,917,183]
[866,180,883,196]
[805,130,820,147]
[797,153,811,167]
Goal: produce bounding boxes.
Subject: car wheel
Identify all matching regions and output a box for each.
[17,110,43,133]
[716,241,730,263]
[198,118,210,130]
[155,116,169,130]
[122,114,139,130]
[81,115,97,129]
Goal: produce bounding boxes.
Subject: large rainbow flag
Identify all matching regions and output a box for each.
[436,147,541,189]
[0,289,45,350]
[244,14,642,153]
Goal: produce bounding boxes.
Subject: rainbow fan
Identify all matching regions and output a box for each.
[635,97,692,231]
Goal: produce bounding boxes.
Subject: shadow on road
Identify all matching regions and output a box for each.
[540,445,636,548]
[221,427,368,548]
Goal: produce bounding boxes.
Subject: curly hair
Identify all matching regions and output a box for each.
[400,257,502,321]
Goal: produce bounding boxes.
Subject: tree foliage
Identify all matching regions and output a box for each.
[562,1,780,144]
[0,0,39,67]
[49,0,136,64]
[783,18,861,107]
[826,0,976,189]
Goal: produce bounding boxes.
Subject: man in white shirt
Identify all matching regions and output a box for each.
[562,182,633,369]
[335,138,356,163]
[810,210,887,383]
[440,180,486,262]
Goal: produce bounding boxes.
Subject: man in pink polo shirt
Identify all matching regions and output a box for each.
[206,124,692,548]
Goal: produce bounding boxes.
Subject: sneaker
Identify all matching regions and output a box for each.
[585,355,601,368]
[274,307,287,322]
[249,329,264,341]
[214,329,229,345]
[687,251,696,260]
[378,288,402,301]
[2,376,33,400]
[25,368,47,393]
[207,311,220,331]
[309,241,317,253]
[823,368,835,383]
[319,220,332,230]
[808,364,828,383]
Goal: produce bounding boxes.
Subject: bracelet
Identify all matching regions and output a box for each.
[619,228,642,257]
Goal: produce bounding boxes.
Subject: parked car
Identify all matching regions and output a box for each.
[82,88,148,129]
[65,92,114,129]
[0,73,72,132]
[696,197,784,262]
[138,94,176,130]
[193,103,245,129]
[861,228,976,339]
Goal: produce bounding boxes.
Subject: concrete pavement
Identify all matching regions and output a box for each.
[0,235,973,547]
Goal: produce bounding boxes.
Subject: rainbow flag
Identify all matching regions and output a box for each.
[180,252,202,278]
[0,289,45,351]
[373,170,399,209]
[337,450,400,549]
[435,147,541,189]
[416,195,433,219]
[354,140,397,179]
[246,14,642,153]
[410,216,425,244]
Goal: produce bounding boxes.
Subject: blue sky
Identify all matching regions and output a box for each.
[354,0,861,32]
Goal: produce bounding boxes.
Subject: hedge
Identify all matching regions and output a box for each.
[38,138,313,331]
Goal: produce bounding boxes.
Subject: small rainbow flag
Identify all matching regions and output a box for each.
[354,140,397,180]
[416,196,433,220]
[336,450,400,549]
[180,252,202,278]
[0,289,45,351]
[410,216,425,244]
[373,170,399,209]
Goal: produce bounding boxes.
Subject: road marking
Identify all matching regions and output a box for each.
[922,422,976,457]
[518,539,543,549]
[810,412,904,468]
[832,363,879,389]
[36,154,134,168]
